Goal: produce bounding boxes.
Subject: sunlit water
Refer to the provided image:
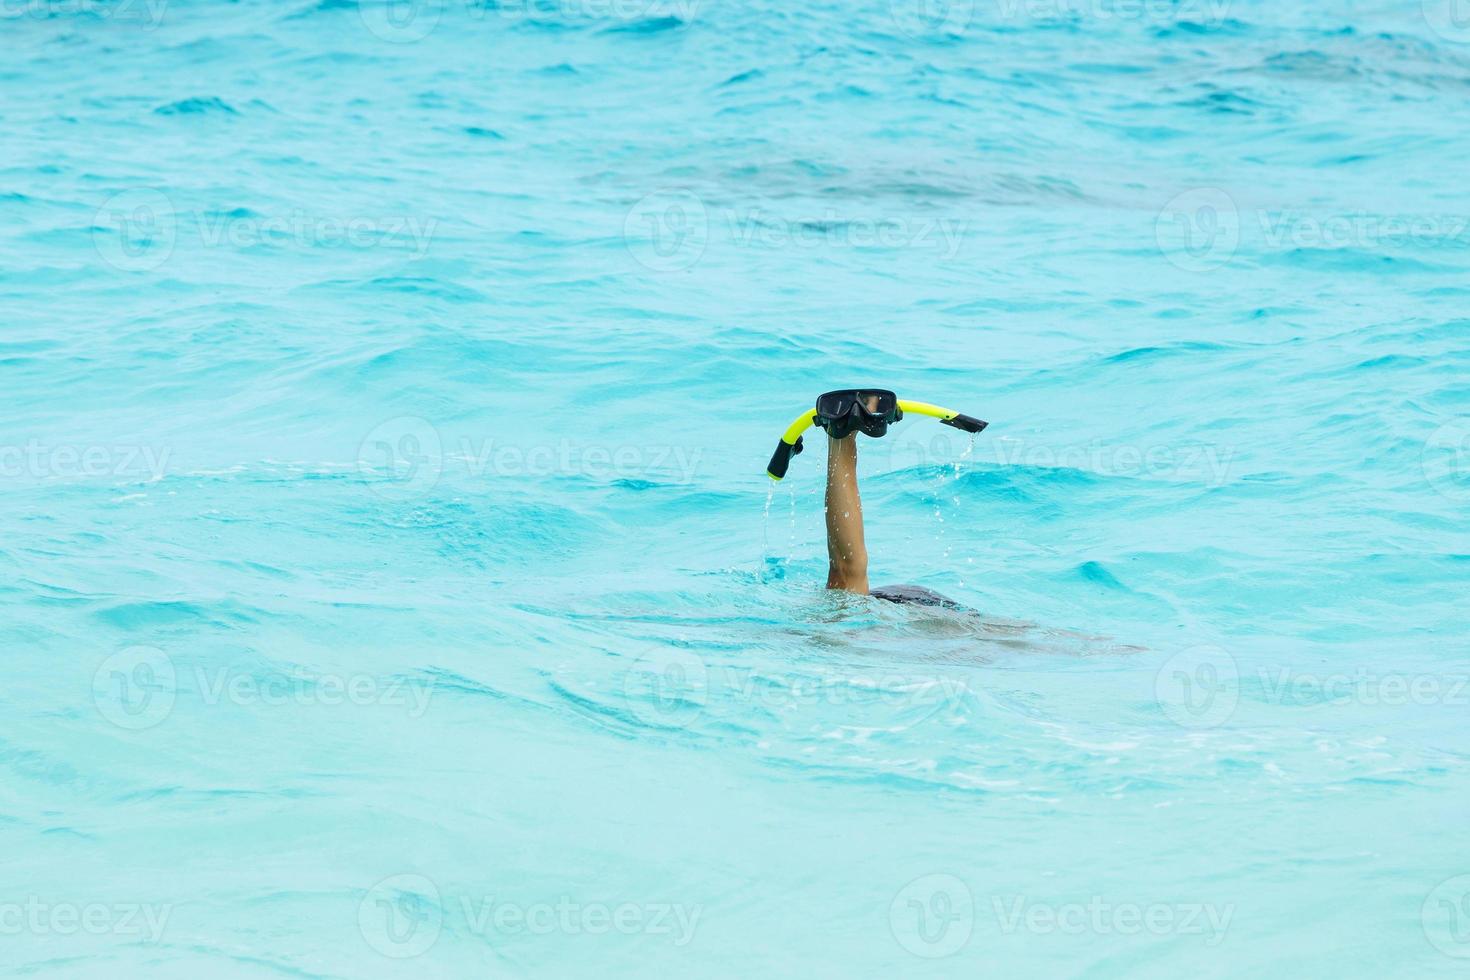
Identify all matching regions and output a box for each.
[4,0,1470,975]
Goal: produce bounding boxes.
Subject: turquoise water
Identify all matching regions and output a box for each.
[5,0,1470,975]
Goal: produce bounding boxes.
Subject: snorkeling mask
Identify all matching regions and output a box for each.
[814,388,901,440]
[766,389,988,480]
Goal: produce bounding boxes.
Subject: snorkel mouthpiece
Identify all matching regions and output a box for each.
[766,435,803,480]
[941,413,987,434]
[765,391,987,480]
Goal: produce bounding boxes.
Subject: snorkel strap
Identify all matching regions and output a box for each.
[767,399,987,480]
[896,400,988,434]
[767,409,817,480]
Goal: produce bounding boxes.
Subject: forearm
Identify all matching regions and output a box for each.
[824,434,869,593]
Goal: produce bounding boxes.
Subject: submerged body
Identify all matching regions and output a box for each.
[823,412,961,608]
[869,584,961,609]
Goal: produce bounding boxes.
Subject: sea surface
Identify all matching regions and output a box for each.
[3,0,1470,975]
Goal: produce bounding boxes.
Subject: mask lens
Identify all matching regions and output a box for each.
[852,390,893,423]
[816,391,857,419]
[856,391,895,418]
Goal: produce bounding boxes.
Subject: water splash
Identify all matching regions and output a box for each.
[761,480,776,579]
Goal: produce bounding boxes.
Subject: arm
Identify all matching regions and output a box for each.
[825,432,870,594]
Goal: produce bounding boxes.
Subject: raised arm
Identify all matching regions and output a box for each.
[825,431,870,594]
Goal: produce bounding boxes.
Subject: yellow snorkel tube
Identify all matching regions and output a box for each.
[766,393,988,481]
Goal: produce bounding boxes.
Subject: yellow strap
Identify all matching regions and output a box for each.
[779,401,960,444]
[780,409,818,446]
[897,399,959,422]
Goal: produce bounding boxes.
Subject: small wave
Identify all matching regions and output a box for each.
[154,96,239,116]
[602,14,686,35]
[1104,341,1230,364]
[1151,17,1253,39]
[718,68,764,87]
